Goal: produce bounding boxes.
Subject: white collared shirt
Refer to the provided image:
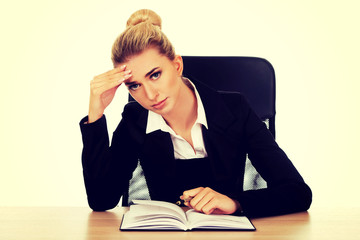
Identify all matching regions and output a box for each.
[146,79,208,159]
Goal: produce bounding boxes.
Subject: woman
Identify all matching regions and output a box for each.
[80,9,312,217]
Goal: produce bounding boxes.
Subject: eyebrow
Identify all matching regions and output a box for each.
[124,67,160,86]
[145,67,160,78]
[124,81,136,86]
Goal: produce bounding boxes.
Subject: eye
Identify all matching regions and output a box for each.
[128,83,140,91]
[150,71,161,80]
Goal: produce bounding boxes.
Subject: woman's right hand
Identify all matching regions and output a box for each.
[88,65,132,123]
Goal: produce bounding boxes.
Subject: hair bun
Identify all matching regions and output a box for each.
[126,9,162,29]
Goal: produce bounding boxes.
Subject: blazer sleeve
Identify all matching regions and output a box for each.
[79,108,139,211]
[227,94,312,217]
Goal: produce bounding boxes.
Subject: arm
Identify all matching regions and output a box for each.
[181,93,312,217]
[80,113,139,211]
[236,95,312,217]
[80,65,137,211]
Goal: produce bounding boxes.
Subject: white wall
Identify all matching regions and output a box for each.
[1,0,359,208]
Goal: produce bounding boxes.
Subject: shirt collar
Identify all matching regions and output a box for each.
[146,78,208,134]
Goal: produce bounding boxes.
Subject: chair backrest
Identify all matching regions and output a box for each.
[182,56,276,138]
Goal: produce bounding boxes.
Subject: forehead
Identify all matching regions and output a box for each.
[125,47,170,75]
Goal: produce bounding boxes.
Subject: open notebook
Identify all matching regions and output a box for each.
[120,200,255,231]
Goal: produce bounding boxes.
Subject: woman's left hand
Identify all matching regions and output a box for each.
[180,187,241,215]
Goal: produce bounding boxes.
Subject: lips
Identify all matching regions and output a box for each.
[152,98,168,109]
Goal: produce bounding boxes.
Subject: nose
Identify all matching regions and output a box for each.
[143,83,159,101]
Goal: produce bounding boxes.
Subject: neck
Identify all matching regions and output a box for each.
[163,79,197,132]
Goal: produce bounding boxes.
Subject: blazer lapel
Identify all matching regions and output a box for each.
[195,81,246,194]
[194,80,236,132]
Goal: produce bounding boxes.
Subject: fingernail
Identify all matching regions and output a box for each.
[184,197,193,202]
[124,70,132,74]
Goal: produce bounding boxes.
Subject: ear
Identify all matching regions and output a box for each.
[173,55,183,76]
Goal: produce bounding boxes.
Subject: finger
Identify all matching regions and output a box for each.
[191,191,216,213]
[108,64,127,74]
[115,64,127,71]
[107,71,132,85]
[181,187,204,200]
[94,65,129,81]
[201,196,224,215]
[188,187,217,211]
[91,72,132,94]
[92,69,132,85]
[204,196,241,215]
[90,80,118,97]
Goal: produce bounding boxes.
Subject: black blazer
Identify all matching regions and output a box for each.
[80,80,312,217]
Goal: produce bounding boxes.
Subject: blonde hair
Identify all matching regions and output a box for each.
[111,9,175,65]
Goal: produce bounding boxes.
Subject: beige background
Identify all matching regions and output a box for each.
[1,0,359,209]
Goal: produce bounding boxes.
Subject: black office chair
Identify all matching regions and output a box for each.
[125,56,275,205]
[182,56,275,191]
[182,56,276,138]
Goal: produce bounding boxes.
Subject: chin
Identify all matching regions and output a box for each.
[155,105,173,116]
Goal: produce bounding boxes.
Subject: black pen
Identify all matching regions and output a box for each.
[176,197,193,206]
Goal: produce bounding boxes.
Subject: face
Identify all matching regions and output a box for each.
[120,46,184,116]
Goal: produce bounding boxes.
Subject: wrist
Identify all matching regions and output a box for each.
[88,111,103,124]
